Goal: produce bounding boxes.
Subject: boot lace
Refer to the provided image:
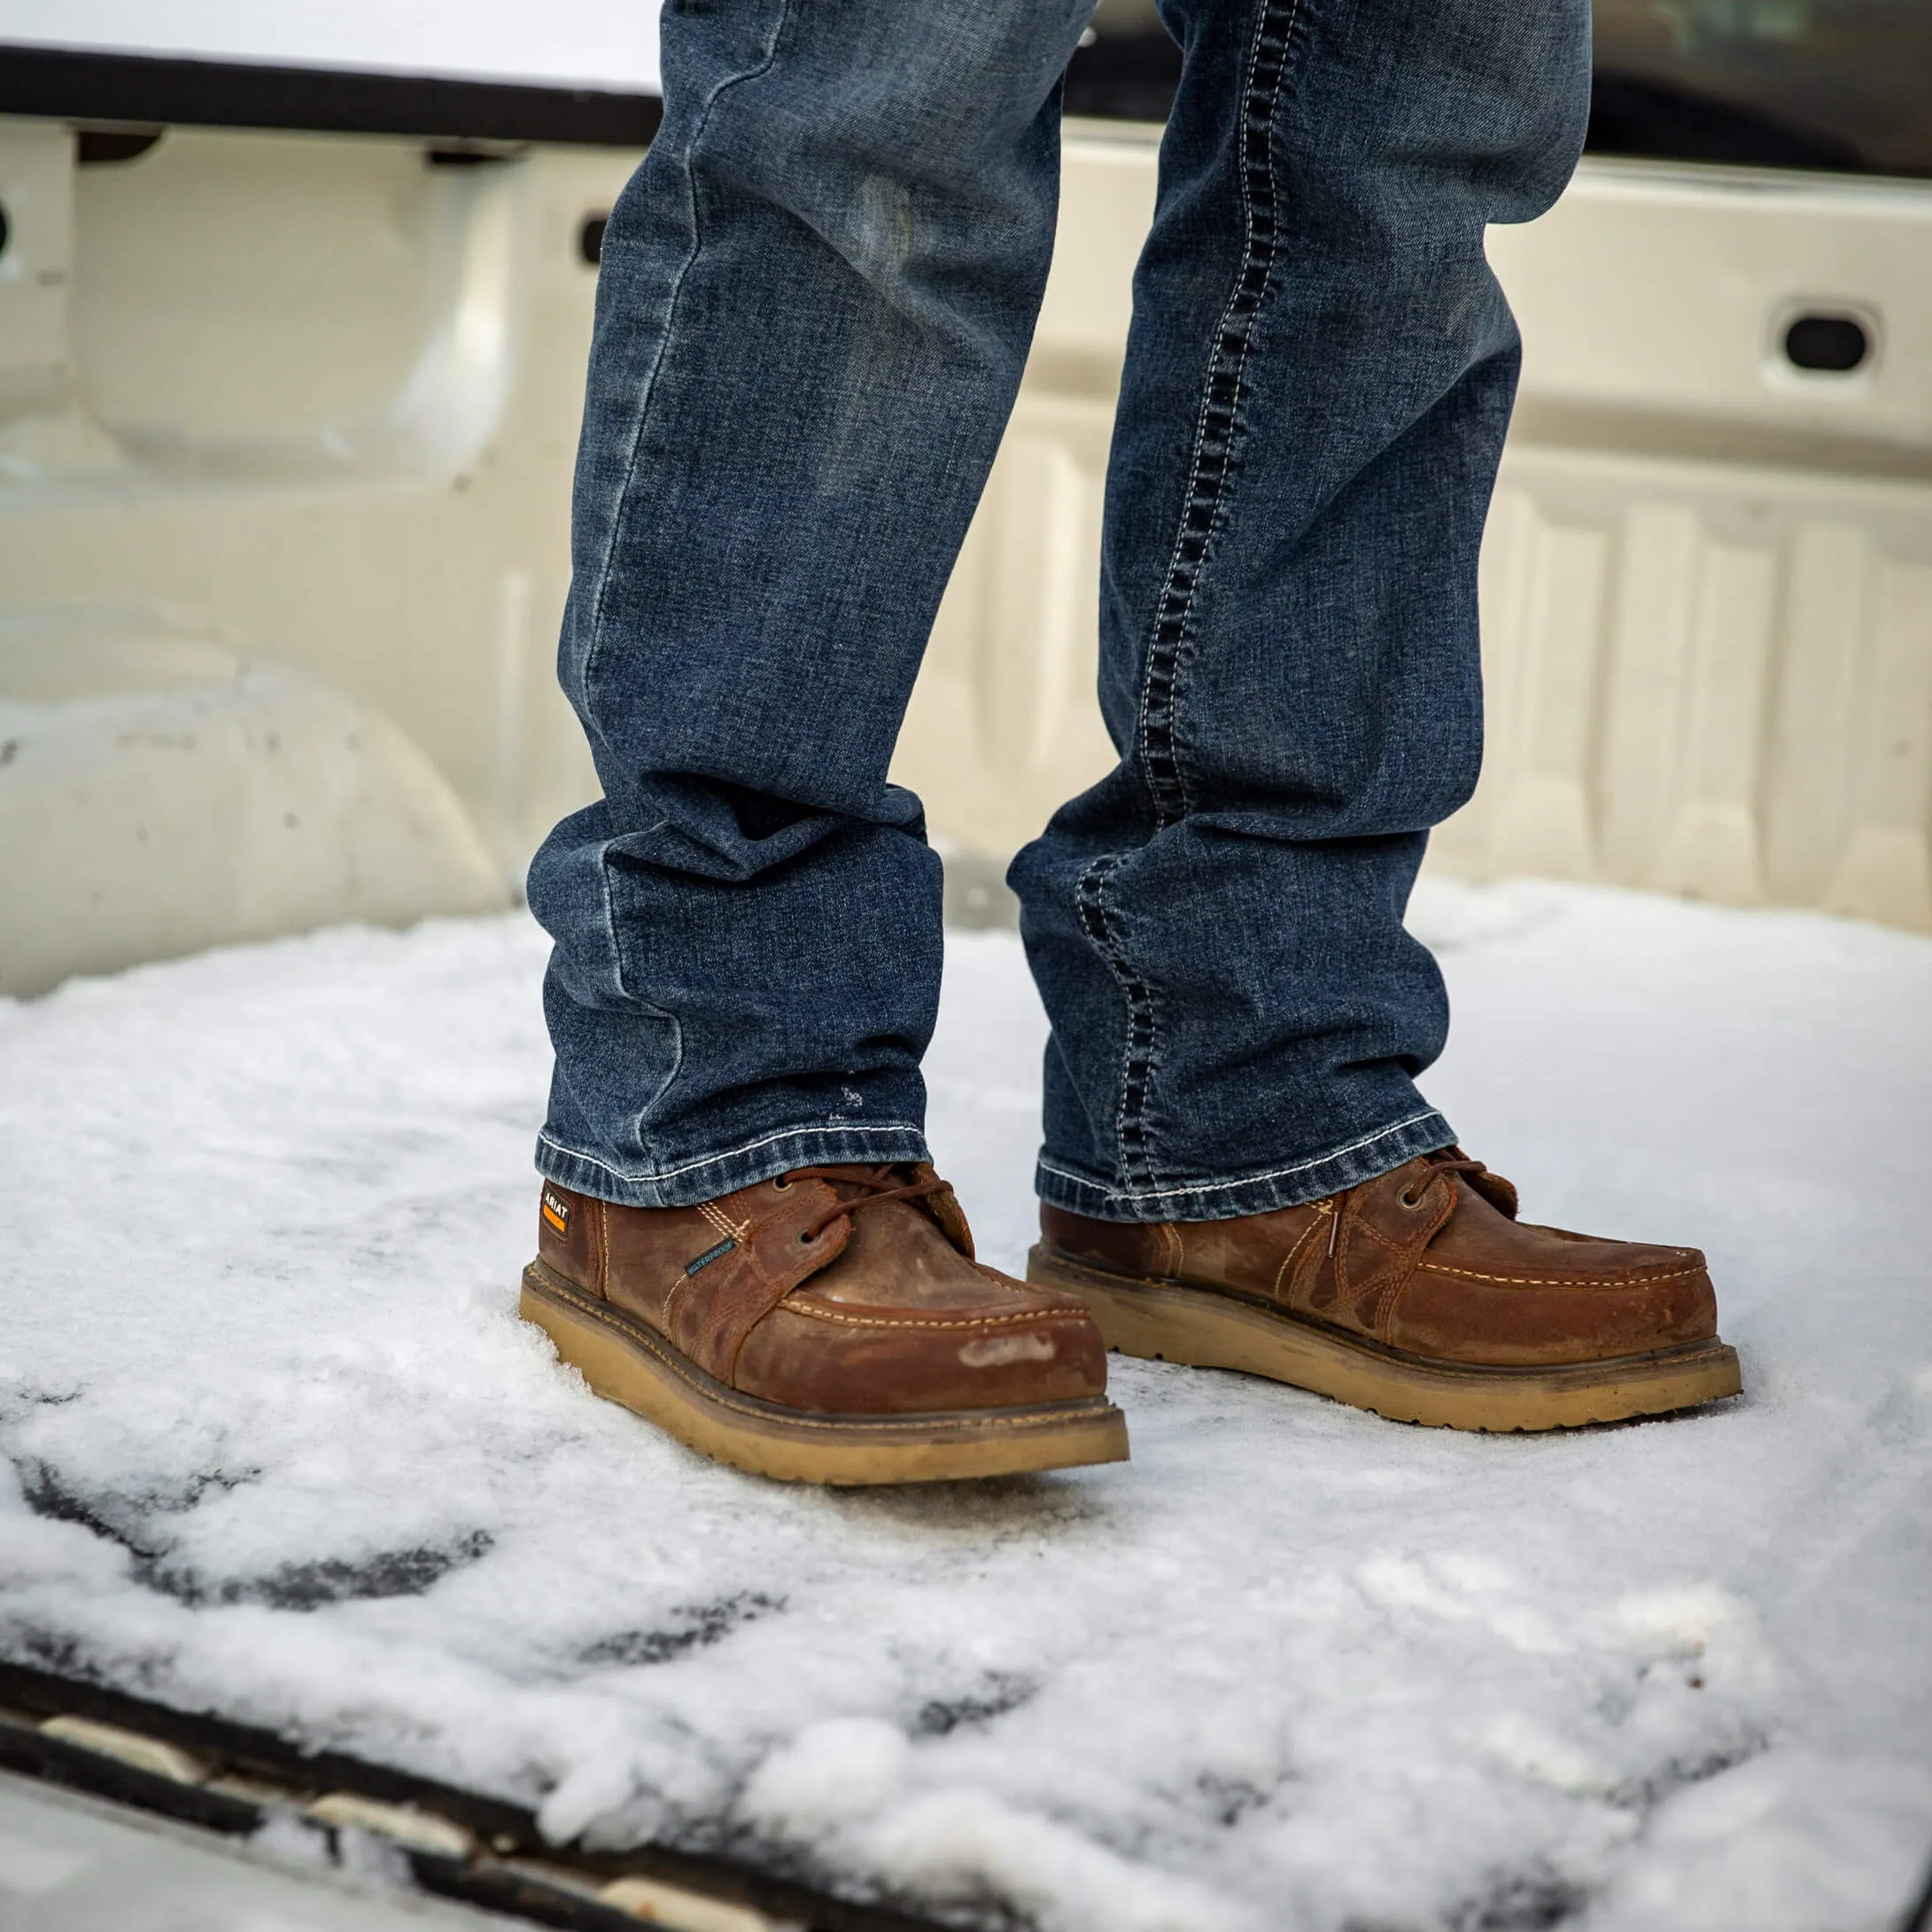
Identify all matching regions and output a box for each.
[781,1163,947,1245]
[1396,1152,1490,1208]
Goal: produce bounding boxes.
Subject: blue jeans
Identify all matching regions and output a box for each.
[528,0,1590,1221]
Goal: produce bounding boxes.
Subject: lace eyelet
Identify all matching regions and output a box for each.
[1398,1186,1423,1208]
[772,1176,792,1191]
[796,1230,815,1245]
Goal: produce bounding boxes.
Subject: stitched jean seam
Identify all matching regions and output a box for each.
[1135,0,1301,834]
[1074,854,1160,1193]
[1036,1109,1453,1221]
[538,1121,925,1190]
[1086,0,1305,1202]
[597,826,685,1160]
[1037,1109,1443,1206]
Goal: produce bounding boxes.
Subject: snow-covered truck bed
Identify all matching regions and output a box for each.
[2,880,1928,1932]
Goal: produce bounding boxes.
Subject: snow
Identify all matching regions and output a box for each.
[1,879,1929,1932]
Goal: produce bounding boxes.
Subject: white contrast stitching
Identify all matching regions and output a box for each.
[539,1122,925,1189]
[1038,1111,1447,1207]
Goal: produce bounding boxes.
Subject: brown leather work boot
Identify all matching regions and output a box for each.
[521,1163,1127,1483]
[1028,1149,1741,1432]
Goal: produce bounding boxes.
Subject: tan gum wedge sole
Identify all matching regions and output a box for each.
[1026,1246,1742,1433]
[521,1264,1129,1485]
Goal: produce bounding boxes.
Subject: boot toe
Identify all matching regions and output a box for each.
[1389,1242,1719,1368]
[733,1278,1110,1415]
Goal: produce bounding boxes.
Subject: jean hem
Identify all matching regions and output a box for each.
[1033,1109,1455,1222]
[536,1121,933,1208]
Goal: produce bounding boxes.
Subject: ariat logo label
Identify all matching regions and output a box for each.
[540,1189,571,1238]
[685,1237,736,1277]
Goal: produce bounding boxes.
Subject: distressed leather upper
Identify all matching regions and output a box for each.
[539,1164,1106,1414]
[1040,1150,1719,1369]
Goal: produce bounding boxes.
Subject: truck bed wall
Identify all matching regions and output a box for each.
[1,115,1927,994]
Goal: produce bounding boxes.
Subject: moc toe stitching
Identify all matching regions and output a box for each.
[779,1300,1097,1332]
[734,1301,1108,1415]
[1415,1260,1709,1289]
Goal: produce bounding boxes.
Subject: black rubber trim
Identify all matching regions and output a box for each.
[0,1714,262,1836]
[1063,29,1930,181]
[0,1657,939,1932]
[12,37,1920,180]
[1586,70,1866,175]
[0,1718,648,1932]
[0,44,661,147]
[8,1664,1926,1932]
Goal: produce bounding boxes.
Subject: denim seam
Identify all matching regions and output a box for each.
[537,1121,925,1190]
[1073,853,1160,1193]
[1086,0,1303,1209]
[596,825,685,1159]
[581,0,795,685]
[1133,0,1301,835]
[1037,1108,1444,1206]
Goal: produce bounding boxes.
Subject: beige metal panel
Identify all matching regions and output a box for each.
[1490,160,1931,463]
[3,113,1928,993]
[0,609,502,996]
[0,120,72,423]
[1435,459,1932,931]
[0,122,625,896]
[75,131,454,446]
[898,131,1932,933]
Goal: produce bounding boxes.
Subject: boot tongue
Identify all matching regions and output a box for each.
[1410,1148,1520,1222]
[1450,1163,1519,1221]
[811,1162,913,1200]
[797,1172,991,1309]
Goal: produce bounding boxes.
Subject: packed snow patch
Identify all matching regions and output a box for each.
[1,880,1928,1932]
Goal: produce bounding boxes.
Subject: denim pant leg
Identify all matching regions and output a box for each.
[530,0,1095,1207]
[1013,0,1591,1222]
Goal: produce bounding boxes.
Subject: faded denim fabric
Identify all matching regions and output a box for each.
[528,0,1591,1218]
